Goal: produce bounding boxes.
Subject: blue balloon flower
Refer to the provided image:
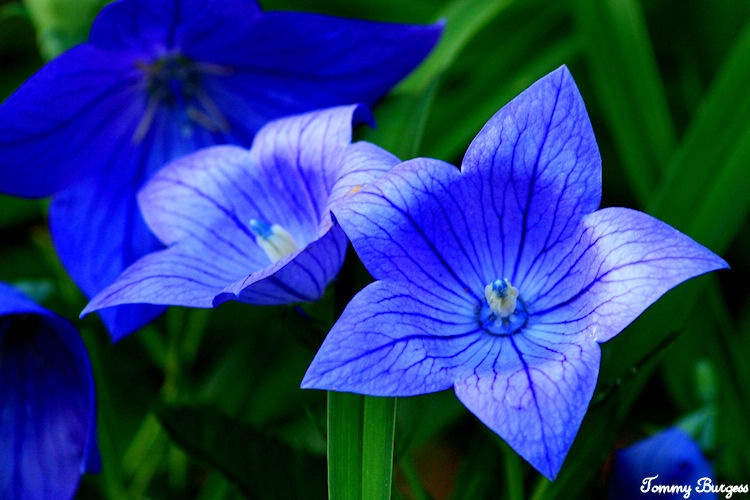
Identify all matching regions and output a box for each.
[82,105,399,316]
[0,0,441,339]
[0,283,100,499]
[301,66,728,479]
[608,427,716,499]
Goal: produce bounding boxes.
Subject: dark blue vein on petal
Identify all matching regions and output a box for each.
[512,77,563,281]
[372,176,480,303]
[508,335,559,477]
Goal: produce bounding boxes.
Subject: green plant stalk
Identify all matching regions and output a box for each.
[327,392,397,500]
[328,392,365,499]
[362,396,397,500]
[501,440,524,500]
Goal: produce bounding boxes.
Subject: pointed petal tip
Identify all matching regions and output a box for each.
[422,18,446,42]
[453,340,600,482]
[299,372,319,391]
[79,291,119,318]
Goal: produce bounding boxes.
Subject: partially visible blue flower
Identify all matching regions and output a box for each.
[81,105,399,314]
[608,427,716,500]
[301,66,728,479]
[0,283,100,499]
[0,0,442,339]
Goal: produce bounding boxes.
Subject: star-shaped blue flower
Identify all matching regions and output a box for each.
[0,283,100,499]
[0,0,441,338]
[81,105,399,318]
[608,427,716,499]
[301,66,728,479]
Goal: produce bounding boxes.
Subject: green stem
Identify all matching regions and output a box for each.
[83,330,127,498]
[501,441,524,500]
[362,397,397,500]
[328,392,364,499]
[530,477,551,500]
[327,392,397,500]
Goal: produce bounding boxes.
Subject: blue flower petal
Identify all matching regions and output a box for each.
[84,105,376,313]
[453,327,600,480]
[244,104,373,238]
[49,160,167,339]
[530,207,729,343]
[305,66,728,481]
[80,143,282,311]
[0,284,99,499]
[1,0,441,338]
[81,246,238,311]
[218,140,401,305]
[333,157,489,305]
[302,279,487,395]
[327,141,401,208]
[460,66,601,291]
[217,222,349,305]
[90,0,262,54]
[137,146,268,249]
[201,11,442,121]
[0,45,142,197]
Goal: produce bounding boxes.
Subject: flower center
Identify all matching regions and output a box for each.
[249,219,299,263]
[480,278,527,336]
[485,278,518,319]
[134,53,232,142]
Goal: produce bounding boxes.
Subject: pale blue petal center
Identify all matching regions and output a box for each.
[249,218,299,263]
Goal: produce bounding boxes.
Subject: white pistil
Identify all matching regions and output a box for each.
[484,278,519,319]
[249,219,299,263]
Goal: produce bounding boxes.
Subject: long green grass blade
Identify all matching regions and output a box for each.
[362,397,397,500]
[328,393,396,500]
[328,392,365,500]
[424,1,573,162]
[652,18,750,240]
[365,0,516,159]
[575,0,677,204]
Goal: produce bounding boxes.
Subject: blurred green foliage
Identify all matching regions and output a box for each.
[1,0,748,498]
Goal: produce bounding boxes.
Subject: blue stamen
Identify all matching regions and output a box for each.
[249,218,273,239]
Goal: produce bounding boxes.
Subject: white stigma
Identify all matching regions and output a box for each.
[249,219,299,263]
[484,278,519,319]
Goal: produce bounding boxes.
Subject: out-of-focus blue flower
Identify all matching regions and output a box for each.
[0,283,100,499]
[0,0,441,339]
[81,105,399,314]
[301,66,728,480]
[608,427,716,500]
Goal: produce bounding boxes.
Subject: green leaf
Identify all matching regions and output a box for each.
[327,393,397,500]
[362,397,398,500]
[423,1,573,163]
[448,433,502,500]
[575,0,677,204]
[600,16,750,394]
[156,403,327,499]
[651,17,750,244]
[0,6,42,99]
[328,392,364,499]
[365,0,517,159]
[22,0,103,59]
